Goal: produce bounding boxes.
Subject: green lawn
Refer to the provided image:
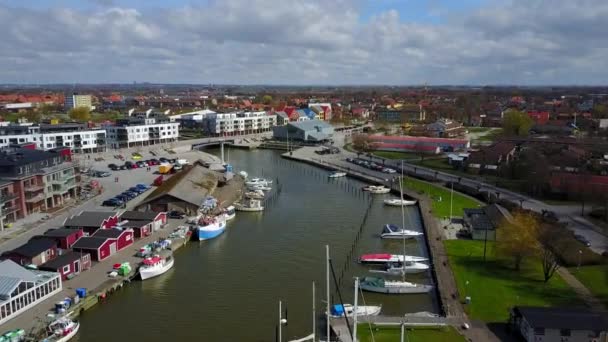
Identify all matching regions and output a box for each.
[466,127,493,133]
[402,178,483,218]
[570,265,608,307]
[358,325,465,342]
[444,240,579,322]
[475,128,503,142]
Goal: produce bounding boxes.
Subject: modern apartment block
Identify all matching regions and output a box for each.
[64,94,93,110]
[0,122,106,153]
[105,113,179,149]
[0,146,77,229]
[206,111,277,136]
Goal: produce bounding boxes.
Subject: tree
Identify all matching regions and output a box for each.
[262,95,273,105]
[68,106,91,122]
[352,134,371,152]
[538,225,561,282]
[496,211,541,270]
[22,110,41,123]
[502,110,533,136]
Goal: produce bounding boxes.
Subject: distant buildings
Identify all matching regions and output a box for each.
[376,105,425,123]
[105,111,179,149]
[410,118,466,138]
[0,122,107,153]
[368,135,470,154]
[272,120,334,142]
[0,259,62,325]
[466,142,517,174]
[463,204,512,241]
[178,110,277,136]
[64,94,93,110]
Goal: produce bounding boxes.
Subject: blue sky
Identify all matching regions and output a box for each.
[0,0,606,85]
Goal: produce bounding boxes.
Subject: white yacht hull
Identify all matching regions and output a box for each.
[235,204,264,212]
[328,305,382,318]
[369,262,430,275]
[384,199,417,206]
[329,172,347,178]
[381,232,423,239]
[359,254,428,264]
[139,258,174,280]
[360,281,433,294]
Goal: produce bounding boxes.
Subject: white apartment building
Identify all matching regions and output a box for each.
[0,123,106,153]
[105,115,179,149]
[206,111,276,136]
[64,94,93,110]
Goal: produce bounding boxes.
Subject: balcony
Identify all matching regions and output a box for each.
[24,184,45,193]
[0,193,17,204]
[1,205,19,215]
[25,193,45,203]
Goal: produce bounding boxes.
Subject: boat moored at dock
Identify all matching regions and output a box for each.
[41,317,80,342]
[234,198,264,212]
[245,178,273,187]
[363,185,391,194]
[380,224,423,239]
[196,215,227,240]
[328,171,347,178]
[384,198,417,206]
[369,261,430,275]
[139,253,175,281]
[359,253,428,264]
[359,276,433,294]
[327,304,382,318]
[223,206,236,220]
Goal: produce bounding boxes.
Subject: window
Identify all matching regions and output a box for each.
[560,329,571,337]
[533,328,544,336]
[82,254,89,262]
[62,265,70,274]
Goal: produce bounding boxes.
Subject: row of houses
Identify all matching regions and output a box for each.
[0,110,180,152]
[178,110,277,136]
[367,135,471,154]
[0,209,166,325]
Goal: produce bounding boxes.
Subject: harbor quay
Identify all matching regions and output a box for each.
[283,146,469,338]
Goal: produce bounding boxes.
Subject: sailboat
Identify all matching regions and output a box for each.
[369,261,430,275]
[360,162,433,294]
[359,253,428,264]
[380,224,423,239]
[384,198,417,206]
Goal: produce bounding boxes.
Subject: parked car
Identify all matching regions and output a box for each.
[136,161,148,168]
[115,194,130,202]
[108,163,118,170]
[119,165,127,170]
[91,170,111,177]
[135,183,150,190]
[129,187,145,194]
[120,192,136,200]
[167,210,186,219]
[102,198,123,206]
[159,157,169,163]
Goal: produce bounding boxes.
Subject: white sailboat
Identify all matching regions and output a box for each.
[328,171,347,178]
[384,198,417,206]
[369,261,430,275]
[380,224,423,239]
[245,178,273,186]
[360,163,433,295]
[327,303,382,318]
[359,253,428,264]
[247,184,272,191]
[363,185,391,194]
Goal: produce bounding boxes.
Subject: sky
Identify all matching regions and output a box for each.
[0,0,607,85]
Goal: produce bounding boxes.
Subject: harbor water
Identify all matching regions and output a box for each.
[76,148,438,341]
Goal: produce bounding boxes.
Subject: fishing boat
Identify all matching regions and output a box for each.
[359,276,433,294]
[359,253,428,264]
[384,198,417,206]
[380,224,423,239]
[196,215,227,240]
[359,162,433,294]
[244,189,265,199]
[327,304,382,318]
[247,184,272,191]
[363,185,391,194]
[245,178,273,186]
[223,205,236,220]
[41,317,79,342]
[139,253,174,280]
[328,171,347,178]
[235,198,264,212]
[369,261,430,275]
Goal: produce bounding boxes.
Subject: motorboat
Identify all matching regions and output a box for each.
[384,198,417,206]
[239,171,248,179]
[244,189,265,199]
[41,317,80,342]
[359,276,433,294]
[196,215,227,240]
[247,184,272,191]
[359,253,428,264]
[369,261,430,275]
[224,205,236,220]
[328,171,347,178]
[363,185,391,194]
[380,224,423,239]
[327,304,382,318]
[235,198,264,212]
[139,253,174,281]
[245,178,273,186]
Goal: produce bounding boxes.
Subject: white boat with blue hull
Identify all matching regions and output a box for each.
[196,215,227,240]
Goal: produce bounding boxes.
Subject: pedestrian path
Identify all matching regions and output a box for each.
[557,268,607,311]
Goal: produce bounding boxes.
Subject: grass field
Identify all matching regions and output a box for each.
[357,325,466,342]
[444,240,579,322]
[570,265,608,306]
[402,177,482,217]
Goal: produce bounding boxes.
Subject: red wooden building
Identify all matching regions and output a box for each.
[1,238,58,266]
[63,211,119,236]
[71,229,134,261]
[38,251,91,280]
[39,228,84,249]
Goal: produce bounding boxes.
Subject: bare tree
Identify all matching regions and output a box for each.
[540,247,560,283]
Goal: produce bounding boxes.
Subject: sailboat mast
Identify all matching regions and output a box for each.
[312,281,316,342]
[353,277,359,341]
[400,160,406,281]
[279,300,283,342]
[326,245,330,342]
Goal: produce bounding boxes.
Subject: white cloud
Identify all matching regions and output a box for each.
[0,0,607,84]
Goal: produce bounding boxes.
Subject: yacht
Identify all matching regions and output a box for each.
[384,198,417,206]
[327,304,382,318]
[359,253,428,264]
[359,276,433,294]
[380,224,423,239]
[363,185,391,194]
[245,178,273,187]
[328,171,347,178]
[369,261,430,275]
[235,198,264,212]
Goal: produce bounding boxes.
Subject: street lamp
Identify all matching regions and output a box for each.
[577,250,582,270]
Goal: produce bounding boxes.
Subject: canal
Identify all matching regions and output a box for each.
[76,148,438,341]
